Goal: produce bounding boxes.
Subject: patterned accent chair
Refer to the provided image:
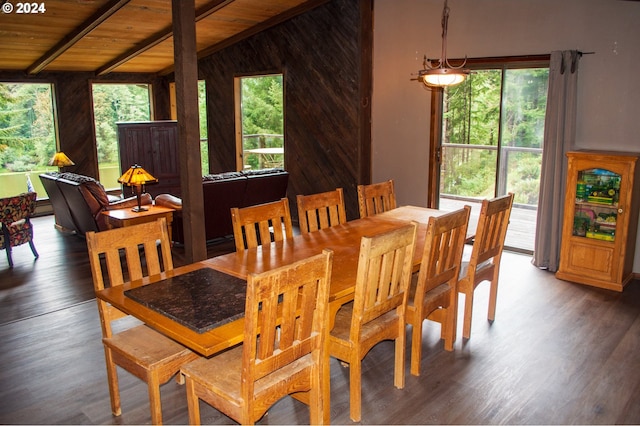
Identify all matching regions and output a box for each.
[0,192,39,268]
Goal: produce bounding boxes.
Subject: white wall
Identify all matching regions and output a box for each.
[372,0,640,270]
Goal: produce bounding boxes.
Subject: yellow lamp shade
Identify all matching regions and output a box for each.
[118,164,158,186]
[49,152,75,167]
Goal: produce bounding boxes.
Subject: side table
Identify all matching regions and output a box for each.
[102,205,176,242]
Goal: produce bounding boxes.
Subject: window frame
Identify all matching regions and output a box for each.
[0,81,60,199]
[427,55,550,207]
[234,73,285,172]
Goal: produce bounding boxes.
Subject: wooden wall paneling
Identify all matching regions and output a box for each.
[151,75,173,120]
[198,0,369,221]
[199,58,237,174]
[54,72,99,178]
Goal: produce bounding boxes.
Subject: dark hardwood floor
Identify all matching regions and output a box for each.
[1,215,640,424]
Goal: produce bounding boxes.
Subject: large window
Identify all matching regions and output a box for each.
[92,83,152,189]
[434,59,549,252]
[235,74,284,171]
[441,68,548,204]
[0,82,58,198]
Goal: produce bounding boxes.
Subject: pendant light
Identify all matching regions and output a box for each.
[416,0,470,88]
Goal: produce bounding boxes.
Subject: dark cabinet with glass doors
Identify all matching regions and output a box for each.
[556,151,640,291]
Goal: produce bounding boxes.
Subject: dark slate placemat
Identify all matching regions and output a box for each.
[125,268,247,334]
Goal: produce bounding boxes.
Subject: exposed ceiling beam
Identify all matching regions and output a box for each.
[27,0,131,75]
[96,0,235,76]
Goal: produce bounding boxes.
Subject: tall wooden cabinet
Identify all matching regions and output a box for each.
[556,151,640,291]
[117,121,181,198]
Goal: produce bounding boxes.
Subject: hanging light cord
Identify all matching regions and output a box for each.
[423,0,467,71]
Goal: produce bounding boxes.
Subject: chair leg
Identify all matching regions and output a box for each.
[488,278,498,321]
[349,358,362,422]
[447,290,458,349]
[5,246,13,268]
[175,371,185,385]
[462,290,474,340]
[28,240,39,259]
[394,329,406,389]
[147,372,163,425]
[103,347,122,417]
[185,377,201,426]
[443,305,456,352]
[309,370,323,425]
[410,320,423,376]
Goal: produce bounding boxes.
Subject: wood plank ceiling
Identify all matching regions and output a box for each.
[0,0,327,75]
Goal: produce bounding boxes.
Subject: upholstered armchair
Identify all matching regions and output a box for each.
[1,192,39,268]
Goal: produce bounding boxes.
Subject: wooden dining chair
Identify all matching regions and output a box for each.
[181,249,333,425]
[357,179,397,218]
[458,193,514,339]
[405,207,470,376]
[296,187,347,234]
[329,222,417,422]
[86,218,199,425]
[231,197,294,252]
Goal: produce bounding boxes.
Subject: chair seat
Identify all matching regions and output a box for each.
[104,324,195,368]
[459,245,493,279]
[182,345,316,405]
[407,280,452,314]
[330,302,401,344]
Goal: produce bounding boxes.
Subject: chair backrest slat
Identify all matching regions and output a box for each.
[357,179,397,218]
[297,188,347,234]
[468,193,514,272]
[231,198,293,252]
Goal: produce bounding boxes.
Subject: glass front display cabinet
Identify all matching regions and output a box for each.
[556,151,640,291]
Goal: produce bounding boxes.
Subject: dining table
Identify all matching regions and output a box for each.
[94,205,444,422]
[207,205,444,324]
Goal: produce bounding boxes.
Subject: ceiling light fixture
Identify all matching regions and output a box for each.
[416,0,470,88]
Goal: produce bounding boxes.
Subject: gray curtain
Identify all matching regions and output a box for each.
[532,50,581,271]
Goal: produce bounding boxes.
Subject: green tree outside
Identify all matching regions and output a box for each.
[92,84,151,184]
[0,83,57,197]
[240,74,284,170]
[440,68,548,205]
[0,83,56,173]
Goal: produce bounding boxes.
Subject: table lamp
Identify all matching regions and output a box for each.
[48,151,75,171]
[118,164,158,212]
